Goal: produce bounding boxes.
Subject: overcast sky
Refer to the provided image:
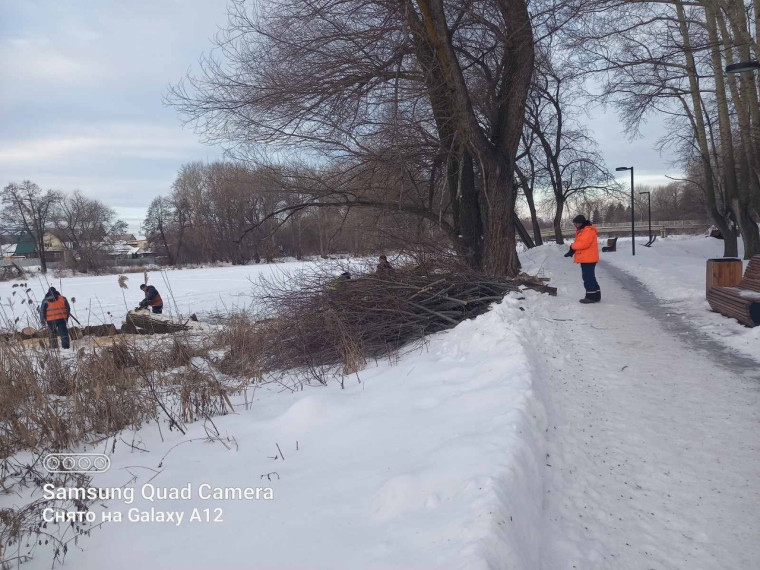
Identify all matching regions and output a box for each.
[1,1,680,236]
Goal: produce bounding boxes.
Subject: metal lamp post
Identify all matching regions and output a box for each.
[639,191,651,245]
[615,166,635,256]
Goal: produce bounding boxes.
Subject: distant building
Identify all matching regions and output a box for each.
[104,237,156,263]
[13,231,72,262]
[112,233,138,243]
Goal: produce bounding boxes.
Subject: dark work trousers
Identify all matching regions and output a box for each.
[47,319,70,349]
[152,305,163,314]
[581,263,601,300]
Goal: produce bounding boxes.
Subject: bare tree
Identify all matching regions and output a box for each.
[142,196,182,265]
[523,50,617,243]
[169,0,534,276]
[567,0,760,257]
[54,191,128,272]
[1,181,62,274]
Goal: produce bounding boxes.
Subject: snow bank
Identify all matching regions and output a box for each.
[10,294,549,570]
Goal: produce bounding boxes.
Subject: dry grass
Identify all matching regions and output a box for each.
[0,331,250,565]
[216,258,555,386]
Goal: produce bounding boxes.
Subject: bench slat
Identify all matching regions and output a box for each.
[706,255,760,327]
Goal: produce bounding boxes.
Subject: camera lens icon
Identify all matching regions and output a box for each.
[44,455,61,471]
[43,453,110,474]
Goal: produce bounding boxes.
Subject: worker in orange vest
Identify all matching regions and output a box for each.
[39,287,71,349]
[564,214,601,303]
[138,284,163,314]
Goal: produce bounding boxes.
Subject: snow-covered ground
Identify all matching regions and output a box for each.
[520,241,760,569]
[2,236,759,569]
[0,260,340,330]
[590,234,758,359]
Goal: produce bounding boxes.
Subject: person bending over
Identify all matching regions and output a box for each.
[139,284,164,314]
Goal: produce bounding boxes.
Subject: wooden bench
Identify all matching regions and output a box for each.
[706,255,760,327]
[602,237,618,252]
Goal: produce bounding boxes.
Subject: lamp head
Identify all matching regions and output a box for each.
[725,61,760,73]
[615,167,630,172]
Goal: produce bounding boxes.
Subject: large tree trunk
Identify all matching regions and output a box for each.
[36,234,48,274]
[705,5,747,258]
[516,166,542,245]
[405,0,532,277]
[675,0,738,258]
[481,165,520,276]
[448,149,483,269]
[525,191,543,246]
[553,199,566,244]
[716,6,760,258]
[723,224,739,258]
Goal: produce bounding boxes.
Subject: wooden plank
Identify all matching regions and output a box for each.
[707,286,760,327]
[706,258,743,295]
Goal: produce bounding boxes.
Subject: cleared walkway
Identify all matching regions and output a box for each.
[527,251,760,569]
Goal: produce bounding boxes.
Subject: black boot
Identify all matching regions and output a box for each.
[580,290,601,304]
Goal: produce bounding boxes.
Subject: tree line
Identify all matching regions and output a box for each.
[141,161,423,265]
[0,171,710,275]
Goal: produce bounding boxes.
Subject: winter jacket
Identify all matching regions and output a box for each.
[376,261,395,276]
[140,285,163,308]
[571,224,599,264]
[40,293,71,323]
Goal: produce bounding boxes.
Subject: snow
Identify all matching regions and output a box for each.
[738,289,760,300]
[8,294,550,570]
[519,243,760,569]
[2,236,759,569]
[586,235,759,359]
[0,261,322,330]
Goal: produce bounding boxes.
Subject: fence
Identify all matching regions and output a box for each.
[537,219,707,234]
[2,258,62,270]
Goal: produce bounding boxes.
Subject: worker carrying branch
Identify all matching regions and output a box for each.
[138,284,163,314]
[40,287,71,349]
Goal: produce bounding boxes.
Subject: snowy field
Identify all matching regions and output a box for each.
[0,259,344,330]
[2,235,759,569]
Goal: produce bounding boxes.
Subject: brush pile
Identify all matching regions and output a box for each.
[219,260,555,379]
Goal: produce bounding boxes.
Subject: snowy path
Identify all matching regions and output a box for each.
[521,249,760,569]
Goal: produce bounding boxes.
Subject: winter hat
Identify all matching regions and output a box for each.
[140,284,147,290]
[572,214,588,224]
[47,287,58,296]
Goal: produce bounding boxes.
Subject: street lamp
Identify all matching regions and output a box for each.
[725,60,760,73]
[639,191,651,245]
[615,166,635,256]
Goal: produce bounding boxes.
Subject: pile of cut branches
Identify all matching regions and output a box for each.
[219,260,555,381]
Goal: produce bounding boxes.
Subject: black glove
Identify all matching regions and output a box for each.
[564,248,574,258]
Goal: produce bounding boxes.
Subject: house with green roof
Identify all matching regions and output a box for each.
[12,232,70,262]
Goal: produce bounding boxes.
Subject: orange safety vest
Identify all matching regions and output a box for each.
[45,296,68,321]
[572,225,600,264]
[146,290,163,307]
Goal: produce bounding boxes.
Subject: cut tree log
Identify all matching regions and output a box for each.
[20,326,39,338]
[84,324,118,337]
[15,327,47,340]
[125,310,191,335]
